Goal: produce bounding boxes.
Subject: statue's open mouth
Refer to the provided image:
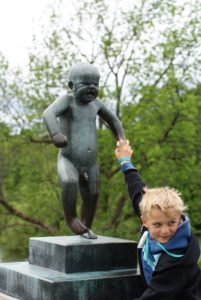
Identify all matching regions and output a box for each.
[86,90,96,97]
[85,90,97,100]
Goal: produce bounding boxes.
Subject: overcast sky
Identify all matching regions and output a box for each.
[0,0,198,69]
[0,0,56,66]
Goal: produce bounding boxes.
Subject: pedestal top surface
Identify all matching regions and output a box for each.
[0,262,137,282]
[29,235,135,246]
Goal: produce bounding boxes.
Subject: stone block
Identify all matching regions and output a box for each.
[0,236,143,300]
[29,235,137,273]
[0,262,143,300]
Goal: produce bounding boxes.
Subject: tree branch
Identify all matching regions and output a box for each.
[29,136,52,144]
[104,195,126,230]
[158,111,180,143]
[0,195,57,234]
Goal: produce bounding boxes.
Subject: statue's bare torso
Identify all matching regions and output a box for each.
[59,97,100,169]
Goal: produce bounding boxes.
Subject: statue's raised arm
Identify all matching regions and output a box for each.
[97,100,125,140]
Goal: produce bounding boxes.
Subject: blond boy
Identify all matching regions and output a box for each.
[115,139,201,300]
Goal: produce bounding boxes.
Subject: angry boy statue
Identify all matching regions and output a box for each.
[43,62,124,239]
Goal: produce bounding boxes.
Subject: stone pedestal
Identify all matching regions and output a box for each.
[0,236,143,300]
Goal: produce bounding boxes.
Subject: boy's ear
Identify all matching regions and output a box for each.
[68,81,73,90]
[141,215,148,228]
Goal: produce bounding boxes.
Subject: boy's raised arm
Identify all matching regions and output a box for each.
[115,139,145,217]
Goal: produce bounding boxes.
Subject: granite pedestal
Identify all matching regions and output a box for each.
[0,236,143,300]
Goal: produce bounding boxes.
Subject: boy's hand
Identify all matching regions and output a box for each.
[52,132,68,148]
[115,139,133,159]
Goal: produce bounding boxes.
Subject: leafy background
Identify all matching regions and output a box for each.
[0,0,201,267]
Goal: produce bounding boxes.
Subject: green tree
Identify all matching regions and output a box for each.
[0,0,201,259]
[123,80,201,235]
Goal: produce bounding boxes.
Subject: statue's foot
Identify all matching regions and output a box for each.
[69,218,88,235]
[81,229,97,239]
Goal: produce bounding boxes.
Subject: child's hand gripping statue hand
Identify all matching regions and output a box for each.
[115,139,133,164]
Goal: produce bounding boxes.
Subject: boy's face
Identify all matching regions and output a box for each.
[141,207,182,244]
[73,72,99,104]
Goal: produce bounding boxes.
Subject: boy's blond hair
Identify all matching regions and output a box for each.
[140,187,187,217]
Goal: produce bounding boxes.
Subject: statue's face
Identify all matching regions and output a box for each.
[73,72,99,104]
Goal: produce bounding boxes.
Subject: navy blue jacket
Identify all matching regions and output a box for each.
[124,168,201,300]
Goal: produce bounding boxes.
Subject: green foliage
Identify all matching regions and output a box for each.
[122,82,201,234]
[0,0,201,261]
[0,131,61,259]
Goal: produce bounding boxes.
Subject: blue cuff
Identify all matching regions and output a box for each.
[117,157,131,163]
[121,162,137,173]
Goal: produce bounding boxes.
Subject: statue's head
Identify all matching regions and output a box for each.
[68,62,100,104]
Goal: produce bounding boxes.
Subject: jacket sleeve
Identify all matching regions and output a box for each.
[124,169,145,217]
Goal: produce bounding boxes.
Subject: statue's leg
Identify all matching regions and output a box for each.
[79,163,99,237]
[57,154,88,235]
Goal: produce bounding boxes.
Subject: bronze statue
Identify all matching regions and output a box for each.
[43,62,124,238]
